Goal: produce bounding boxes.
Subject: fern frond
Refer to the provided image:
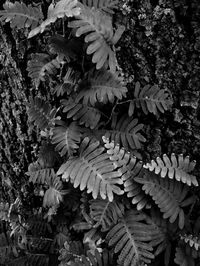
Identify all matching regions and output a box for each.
[135,172,191,229]
[28,0,81,38]
[27,96,57,130]
[107,210,158,265]
[27,53,61,87]
[102,115,146,150]
[27,214,52,236]
[61,98,101,129]
[0,2,43,30]
[68,4,124,71]
[43,177,64,207]
[103,137,150,210]
[26,161,56,185]
[144,153,198,186]
[180,234,200,251]
[53,67,80,97]
[89,198,124,231]
[81,0,119,14]
[52,121,82,156]
[76,69,127,105]
[128,81,173,116]
[57,137,124,201]
[174,246,195,266]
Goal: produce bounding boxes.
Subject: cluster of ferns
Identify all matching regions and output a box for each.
[0,0,200,266]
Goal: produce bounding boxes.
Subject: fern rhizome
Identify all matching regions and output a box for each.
[0,0,200,266]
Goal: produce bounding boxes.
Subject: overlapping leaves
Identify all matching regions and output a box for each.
[57,137,124,201]
[144,153,198,186]
[135,172,194,229]
[128,81,172,116]
[0,1,43,30]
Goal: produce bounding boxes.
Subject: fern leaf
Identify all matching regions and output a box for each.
[128,82,172,116]
[135,172,191,229]
[106,210,157,265]
[27,96,57,130]
[144,153,198,186]
[0,1,43,30]
[102,115,146,150]
[76,69,127,105]
[68,4,123,71]
[61,98,101,129]
[28,0,81,38]
[27,53,61,87]
[43,177,64,207]
[26,161,56,185]
[81,0,119,14]
[89,198,124,231]
[180,234,200,251]
[57,137,124,201]
[52,121,82,156]
[174,246,195,266]
[103,137,150,210]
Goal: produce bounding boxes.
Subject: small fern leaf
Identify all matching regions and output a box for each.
[76,69,127,105]
[174,246,195,266]
[103,115,146,150]
[89,198,124,231]
[27,96,57,130]
[103,137,149,210]
[81,0,119,14]
[68,4,122,71]
[28,0,81,38]
[57,137,124,201]
[43,177,64,207]
[61,98,102,129]
[107,210,156,265]
[0,2,43,30]
[26,161,56,185]
[144,153,198,186]
[52,121,82,156]
[128,82,173,116]
[27,53,61,87]
[135,172,190,229]
[180,234,200,251]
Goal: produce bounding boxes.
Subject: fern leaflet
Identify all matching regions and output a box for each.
[81,0,119,14]
[52,121,82,156]
[103,137,150,210]
[106,210,158,265]
[61,98,102,129]
[144,153,198,186]
[27,96,57,130]
[128,81,172,116]
[28,0,81,38]
[101,115,146,150]
[89,198,124,231]
[43,177,65,207]
[26,161,56,185]
[57,137,124,201]
[135,172,193,229]
[0,2,43,30]
[68,4,124,71]
[76,69,127,105]
[27,53,61,87]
